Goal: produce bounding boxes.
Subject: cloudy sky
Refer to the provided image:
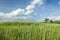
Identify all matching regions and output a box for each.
[0,0,60,21]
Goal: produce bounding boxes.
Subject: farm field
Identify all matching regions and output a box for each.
[0,22,60,40]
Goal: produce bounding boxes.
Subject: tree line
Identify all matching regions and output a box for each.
[45,18,60,23]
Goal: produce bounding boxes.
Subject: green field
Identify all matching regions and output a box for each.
[0,22,60,40]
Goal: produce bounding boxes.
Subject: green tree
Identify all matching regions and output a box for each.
[50,20,54,23]
[55,20,60,24]
[45,18,49,22]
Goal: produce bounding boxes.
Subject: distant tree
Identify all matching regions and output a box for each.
[55,20,60,24]
[54,21,58,23]
[50,20,54,23]
[45,18,49,22]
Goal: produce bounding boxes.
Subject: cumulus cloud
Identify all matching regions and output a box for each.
[0,8,25,17]
[0,0,43,21]
[47,16,60,21]
[25,0,43,15]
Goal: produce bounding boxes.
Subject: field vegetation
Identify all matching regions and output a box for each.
[0,22,60,40]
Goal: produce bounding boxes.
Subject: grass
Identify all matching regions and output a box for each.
[0,22,60,40]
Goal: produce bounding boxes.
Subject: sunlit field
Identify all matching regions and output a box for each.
[0,22,60,40]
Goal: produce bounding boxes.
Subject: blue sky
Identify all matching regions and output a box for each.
[0,0,31,12]
[0,0,60,21]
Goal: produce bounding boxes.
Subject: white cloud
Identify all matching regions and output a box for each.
[58,1,60,4]
[25,0,43,15]
[8,8,25,17]
[0,12,6,17]
[0,8,25,17]
[0,0,43,21]
[47,16,60,21]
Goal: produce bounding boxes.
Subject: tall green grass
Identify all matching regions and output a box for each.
[0,22,60,40]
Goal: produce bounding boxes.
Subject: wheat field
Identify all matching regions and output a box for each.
[0,22,60,40]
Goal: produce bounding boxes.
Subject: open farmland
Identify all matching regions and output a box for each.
[0,22,60,40]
